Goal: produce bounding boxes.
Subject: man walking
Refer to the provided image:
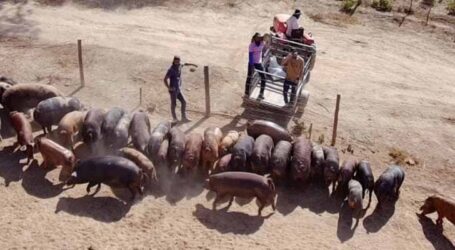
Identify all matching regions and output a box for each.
[282,50,304,105]
[163,56,197,123]
[244,32,267,100]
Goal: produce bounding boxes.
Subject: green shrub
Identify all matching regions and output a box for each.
[448,0,455,15]
[371,0,393,12]
[341,0,359,13]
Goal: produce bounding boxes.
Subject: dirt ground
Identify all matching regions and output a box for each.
[0,0,454,249]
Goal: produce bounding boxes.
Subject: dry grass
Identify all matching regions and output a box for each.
[317,134,325,144]
[308,12,359,27]
[389,147,418,166]
[291,120,306,136]
[442,116,455,124]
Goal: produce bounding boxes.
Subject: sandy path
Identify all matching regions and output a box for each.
[1,1,455,249]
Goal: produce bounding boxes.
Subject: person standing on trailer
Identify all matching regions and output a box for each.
[282,50,304,105]
[163,56,197,123]
[244,33,266,100]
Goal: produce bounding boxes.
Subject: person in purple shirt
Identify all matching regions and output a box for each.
[244,33,267,100]
[163,56,197,123]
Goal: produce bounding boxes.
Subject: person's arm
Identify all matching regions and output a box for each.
[182,63,198,68]
[248,52,254,65]
[163,70,171,91]
[281,54,290,67]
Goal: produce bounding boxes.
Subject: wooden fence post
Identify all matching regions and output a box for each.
[77,39,85,87]
[139,87,143,106]
[331,94,341,146]
[204,66,211,117]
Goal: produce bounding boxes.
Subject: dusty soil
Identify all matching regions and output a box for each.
[0,0,454,249]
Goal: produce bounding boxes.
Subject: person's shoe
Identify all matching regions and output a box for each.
[257,94,264,100]
[181,117,191,123]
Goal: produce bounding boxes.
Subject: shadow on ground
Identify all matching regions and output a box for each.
[21,160,65,199]
[0,145,26,186]
[363,202,396,233]
[193,203,271,235]
[417,214,455,250]
[275,183,343,216]
[55,195,132,222]
[336,202,361,243]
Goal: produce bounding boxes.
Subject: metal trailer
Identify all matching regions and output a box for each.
[242,35,317,115]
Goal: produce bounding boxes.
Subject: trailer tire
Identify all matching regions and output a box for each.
[298,90,310,107]
[309,53,316,71]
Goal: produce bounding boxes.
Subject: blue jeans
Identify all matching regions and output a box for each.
[283,79,297,104]
[170,90,187,120]
[245,63,266,96]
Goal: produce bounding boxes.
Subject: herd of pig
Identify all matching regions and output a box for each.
[1,79,454,230]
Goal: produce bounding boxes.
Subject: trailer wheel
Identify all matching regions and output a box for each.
[298,89,310,107]
[309,53,316,71]
[304,71,311,84]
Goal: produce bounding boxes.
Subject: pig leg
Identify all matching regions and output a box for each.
[26,145,34,164]
[41,155,49,169]
[212,192,228,211]
[130,182,143,197]
[42,126,47,134]
[226,196,234,210]
[86,182,100,194]
[86,182,95,193]
[436,212,444,227]
[257,199,265,216]
[128,186,137,201]
[368,190,373,206]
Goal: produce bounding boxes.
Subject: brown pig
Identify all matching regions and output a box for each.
[290,136,312,185]
[420,195,455,231]
[338,159,359,193]
[9,111,34,163]
[35,137,75,180]
[212,154,232,174]
[2,83,62,112]
[219,130,240,156]
[251,134,274,175]
[129,111,151,153]
[246,120,292,143]
[207,171,277,216]
[157,138,170,169]
[168,127,185,169]
[270,140,292,181]
[57,111,87,148]
[118,147,157,184]
[182,133,203,174]
[201,127,223,171]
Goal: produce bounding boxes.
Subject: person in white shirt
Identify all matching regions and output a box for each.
[286,9,302,38]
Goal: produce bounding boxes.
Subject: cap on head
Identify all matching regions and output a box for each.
[294,9,301,15]
[173,56,181,65]
[253,32,261,40]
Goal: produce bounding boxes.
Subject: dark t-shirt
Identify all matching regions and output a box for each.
[166,65,182,91]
